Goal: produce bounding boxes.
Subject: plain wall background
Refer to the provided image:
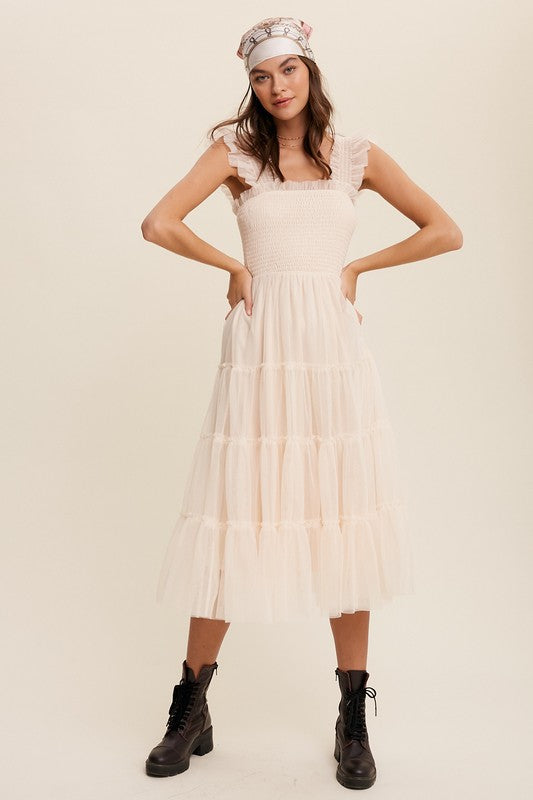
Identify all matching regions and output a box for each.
[2,1,532,797]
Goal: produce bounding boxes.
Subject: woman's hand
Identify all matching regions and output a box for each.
[340,263,364,325]
[339,263,360,304]
[225,263,253,319]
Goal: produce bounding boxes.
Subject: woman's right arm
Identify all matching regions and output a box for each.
[140,139,243,276]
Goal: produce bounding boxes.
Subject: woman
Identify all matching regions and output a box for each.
[141,16,462,790]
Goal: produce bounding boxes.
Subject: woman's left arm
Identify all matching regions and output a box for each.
[344,141,463,288]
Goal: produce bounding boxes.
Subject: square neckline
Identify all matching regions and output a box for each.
[218,130,361,214]
[274,134,338,185]
[228,134,340,202]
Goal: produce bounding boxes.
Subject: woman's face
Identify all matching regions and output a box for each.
[249,55,310,119]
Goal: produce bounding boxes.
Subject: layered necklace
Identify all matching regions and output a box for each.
[277,134,305,149]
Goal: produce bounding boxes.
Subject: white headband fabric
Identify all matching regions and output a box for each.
[236,16,316,75]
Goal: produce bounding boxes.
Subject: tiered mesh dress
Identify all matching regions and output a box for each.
[155,126,414,623]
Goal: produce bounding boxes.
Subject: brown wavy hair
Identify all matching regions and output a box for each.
[206,56,335,183]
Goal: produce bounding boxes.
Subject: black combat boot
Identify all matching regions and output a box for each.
[333,667,378,789]
[145,659,218,777]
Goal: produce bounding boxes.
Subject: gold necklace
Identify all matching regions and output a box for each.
[277,134,305,149]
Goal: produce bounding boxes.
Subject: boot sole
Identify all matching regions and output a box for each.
[145,725,214,777]
[334,737,376,789]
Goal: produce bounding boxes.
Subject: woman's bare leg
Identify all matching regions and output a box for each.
[185,616,231,678]
[329,611,370,670]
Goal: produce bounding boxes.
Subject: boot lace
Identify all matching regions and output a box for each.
[345,686,378,741]
[166,679,200,733]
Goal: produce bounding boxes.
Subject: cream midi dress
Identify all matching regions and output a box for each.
[155,126,414,623]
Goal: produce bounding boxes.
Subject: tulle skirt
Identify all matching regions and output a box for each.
[155,270,414,623]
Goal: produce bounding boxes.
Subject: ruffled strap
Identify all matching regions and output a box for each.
[212,125,261,188]
[341,133,371,193]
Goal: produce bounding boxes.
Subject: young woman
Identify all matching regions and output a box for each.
[141,16,462,790]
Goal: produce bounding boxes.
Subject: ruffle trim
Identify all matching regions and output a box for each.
[346,133,371,193]
[216,355,372,372]
[155,503,415,623]
[177,503,402,528]
[199,419,392,444]
[213,125,366,214]
[229,179,357,215]
[213,124,262,192]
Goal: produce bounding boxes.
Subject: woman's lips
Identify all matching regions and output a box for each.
[274,97,293,107]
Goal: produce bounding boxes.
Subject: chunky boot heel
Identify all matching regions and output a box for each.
[145,660,218,777]
[333,667,378,790]
[192,725,213,755]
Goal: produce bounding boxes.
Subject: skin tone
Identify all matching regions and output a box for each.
[142,53,463,679]
[185,611,370,680]
[186,616,230,679]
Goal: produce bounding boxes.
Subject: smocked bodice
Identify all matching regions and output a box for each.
[236,189,357,277]
[211,126,371,279]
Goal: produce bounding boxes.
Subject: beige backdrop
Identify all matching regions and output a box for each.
[2,1,532,798]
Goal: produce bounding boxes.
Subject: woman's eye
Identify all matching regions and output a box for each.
[255,66,296,82]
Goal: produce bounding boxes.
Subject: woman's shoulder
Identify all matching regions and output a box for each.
[338,129,372,150]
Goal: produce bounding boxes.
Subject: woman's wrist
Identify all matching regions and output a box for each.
[346,260,365,278]
[226,259,246,275]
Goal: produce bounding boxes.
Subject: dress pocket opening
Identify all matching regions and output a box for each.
[340,290,363,325]
[224,298,244,322]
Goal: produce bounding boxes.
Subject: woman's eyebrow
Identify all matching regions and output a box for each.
[249,56,298,76]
